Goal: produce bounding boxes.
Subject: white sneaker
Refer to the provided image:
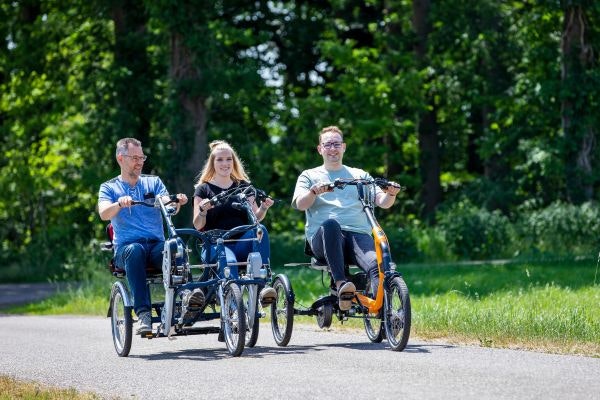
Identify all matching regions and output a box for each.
[136,311,152,335]
[259,287,277,306]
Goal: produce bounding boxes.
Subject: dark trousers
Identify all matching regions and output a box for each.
[310,219,379,294]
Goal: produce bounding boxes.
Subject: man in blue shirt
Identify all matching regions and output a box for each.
[98,138,188,335]
[292,126,401,311]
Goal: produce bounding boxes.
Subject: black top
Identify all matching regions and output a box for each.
[194,181,250,231]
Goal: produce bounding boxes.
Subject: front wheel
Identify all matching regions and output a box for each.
[383,276,411,351]
[363,274,383,343]
[223,283,246,357]
[242,285,259,348]
[110,284,132,357]
[270,275,294,346]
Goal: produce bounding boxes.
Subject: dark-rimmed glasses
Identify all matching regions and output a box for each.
[321,142,343,150]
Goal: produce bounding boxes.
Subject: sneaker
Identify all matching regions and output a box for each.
[259,287,277,306]
[181,289,205,321]
[136,311,152,335]
[336,281,356,311]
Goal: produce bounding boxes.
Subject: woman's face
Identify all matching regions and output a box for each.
[212,148,234,179]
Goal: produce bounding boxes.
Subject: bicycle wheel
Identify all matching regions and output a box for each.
[316,302,333,329]
[363,274,383,343]
[383,276,411,351]
[270,275,294,347]
[223,283,246,357]
[243,285,260,348]
[110,284,132,357]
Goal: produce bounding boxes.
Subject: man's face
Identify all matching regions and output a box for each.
[118,144,146,178]
[317,131,345,165]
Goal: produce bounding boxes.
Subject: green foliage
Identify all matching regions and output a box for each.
[437,199,513,260]
[518,201,600,256]
[2,1,600,282]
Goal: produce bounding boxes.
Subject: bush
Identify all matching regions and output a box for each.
[437,199,513,260]
[517,201,600,257]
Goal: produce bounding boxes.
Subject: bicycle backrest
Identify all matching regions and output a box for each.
[102,223,114,251]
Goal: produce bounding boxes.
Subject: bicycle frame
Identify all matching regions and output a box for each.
[178,185,271,330]
[331,179,401,314]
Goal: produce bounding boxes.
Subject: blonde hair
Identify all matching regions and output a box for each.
[194,140,250,188]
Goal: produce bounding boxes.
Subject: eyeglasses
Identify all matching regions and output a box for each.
[321,142,343,150]
[123,155,147,162]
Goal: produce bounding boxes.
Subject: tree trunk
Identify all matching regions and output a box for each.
[412,0,442,222]
[561,5,595,203]
[169,33,208,195]
[111,1,152,146]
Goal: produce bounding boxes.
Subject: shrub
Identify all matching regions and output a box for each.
[517,201,600,256]
[437,199,513,260]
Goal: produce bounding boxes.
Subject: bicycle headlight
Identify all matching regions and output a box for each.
[224,266,231,278]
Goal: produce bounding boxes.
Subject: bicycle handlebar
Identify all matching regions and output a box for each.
[131,194,180,208]
[327,178,405,192]
[207,184,275,208]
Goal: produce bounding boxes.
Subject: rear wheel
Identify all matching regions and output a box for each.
[383,276,411,351]
[363,274,383,343]
[110,285,132,357]
[223,283,246,357]
[270,275,294,346]
[242,285,259,348]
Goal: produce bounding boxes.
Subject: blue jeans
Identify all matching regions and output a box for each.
[203,225,270,266]
[310,219,379,294]
[114,240,163,316]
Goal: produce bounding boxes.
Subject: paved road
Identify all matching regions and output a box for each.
[0,315,598,400]
[0,282,74,309]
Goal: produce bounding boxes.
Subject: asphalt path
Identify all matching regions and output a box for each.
[0,315,599,400]
[0,282,73,309]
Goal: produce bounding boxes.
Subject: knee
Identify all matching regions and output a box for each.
[258,225,269,240]
[321,219,341,233]
[123,243,146,262]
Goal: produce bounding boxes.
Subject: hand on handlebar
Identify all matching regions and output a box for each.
[310,182,334,196]
[384,182,402,197]
[198,198,213,213]
[174,193,188,206]
[118,195,134,208]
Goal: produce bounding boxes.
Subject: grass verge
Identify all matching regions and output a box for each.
[0,375,104,400]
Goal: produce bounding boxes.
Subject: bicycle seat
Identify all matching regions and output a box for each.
[310,257,330,272]
[103,223,163,278]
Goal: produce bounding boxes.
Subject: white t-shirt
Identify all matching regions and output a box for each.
[292,165,382,241]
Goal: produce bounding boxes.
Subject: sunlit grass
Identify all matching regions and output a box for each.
[0,375,104,400]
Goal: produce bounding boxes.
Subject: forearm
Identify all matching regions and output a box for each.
[255,204,269,221]
[193,212,207,230]
[294,190,317,211]
[98,201,121,221]
[376,193,397,209]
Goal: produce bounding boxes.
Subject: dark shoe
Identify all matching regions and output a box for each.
[136,311,152,335]
[337,281,356,311]
[259,287,277,306]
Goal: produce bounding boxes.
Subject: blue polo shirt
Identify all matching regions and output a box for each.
[98,175,168,251]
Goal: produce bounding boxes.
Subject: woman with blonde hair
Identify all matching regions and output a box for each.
[193,140,275,304]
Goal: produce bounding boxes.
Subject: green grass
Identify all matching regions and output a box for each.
[273,259,600,356]
[0,375,103,400]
